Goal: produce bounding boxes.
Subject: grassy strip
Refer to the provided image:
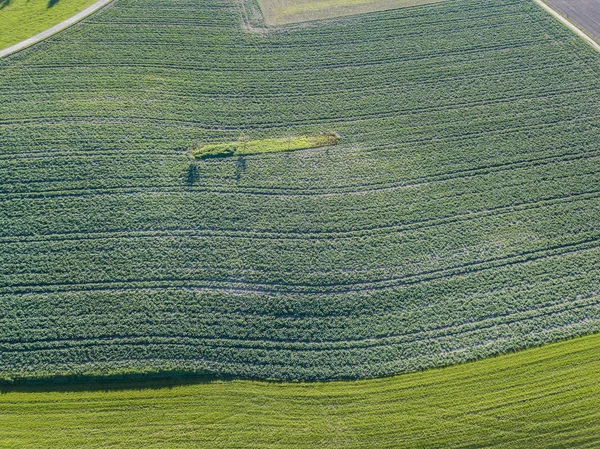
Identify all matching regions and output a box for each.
[258,0,449,26]
[190,132,339,159]
[0,0,98,50]
[1,334,599,448]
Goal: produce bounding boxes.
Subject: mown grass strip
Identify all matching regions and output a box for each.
[190,132,339,159]
[1,333,600,448]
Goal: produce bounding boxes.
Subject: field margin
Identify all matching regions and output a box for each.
[2,332,600,448]
[0,0,115,59]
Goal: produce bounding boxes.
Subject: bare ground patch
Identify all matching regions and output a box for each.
[257,0,448,25]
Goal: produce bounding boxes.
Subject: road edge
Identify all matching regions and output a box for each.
[532,0,600,53]
[0,0,115,59]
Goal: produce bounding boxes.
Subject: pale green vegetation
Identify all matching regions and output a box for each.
[190,133,339,159]
[0,0,97,50]
[257,0,448,25]
[1,333,599,448]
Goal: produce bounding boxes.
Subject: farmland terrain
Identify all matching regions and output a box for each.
[544,0,600,44]
[1,0,600,381]
[0,0,99,50]
[2,333,600,448]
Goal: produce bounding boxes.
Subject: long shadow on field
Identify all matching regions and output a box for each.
[235,155,246,181]
[0,371,240,393]
[0,0,11,10]
[47,0,60,8]
[186,162,200,185]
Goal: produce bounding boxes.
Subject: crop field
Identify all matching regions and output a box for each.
[0,0,98,50]
[544,0,600,44]
[2,333,600,448]
[1,0,600,382]
[256,0,447,25]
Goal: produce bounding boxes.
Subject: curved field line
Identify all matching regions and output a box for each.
[3,293,600,353]
[1,84,594,131]
[0,59,574,101]
[1,148,598,201]
[2,237,599,297]
[0,274,590,325]
[0,113,595,161]
[0,188,598,244]
[4,40,548,72]
[0,0,116,59]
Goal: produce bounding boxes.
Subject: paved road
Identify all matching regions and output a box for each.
[534,0,600,53]
[0,0,115,59]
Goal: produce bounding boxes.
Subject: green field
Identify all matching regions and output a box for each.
[0,0,98,50]
[1,333,599,448]
[256,0,448,25]
[1,0,600,383]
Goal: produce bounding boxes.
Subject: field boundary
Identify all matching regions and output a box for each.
[0,0,115,59]
[533,0,600,53]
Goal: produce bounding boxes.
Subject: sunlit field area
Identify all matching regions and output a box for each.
[0,0,98,49]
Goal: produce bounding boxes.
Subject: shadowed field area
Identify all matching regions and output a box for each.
[1,333,600,448]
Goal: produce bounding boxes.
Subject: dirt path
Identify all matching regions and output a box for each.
[533,0,600,53]
[0,0,114,59]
